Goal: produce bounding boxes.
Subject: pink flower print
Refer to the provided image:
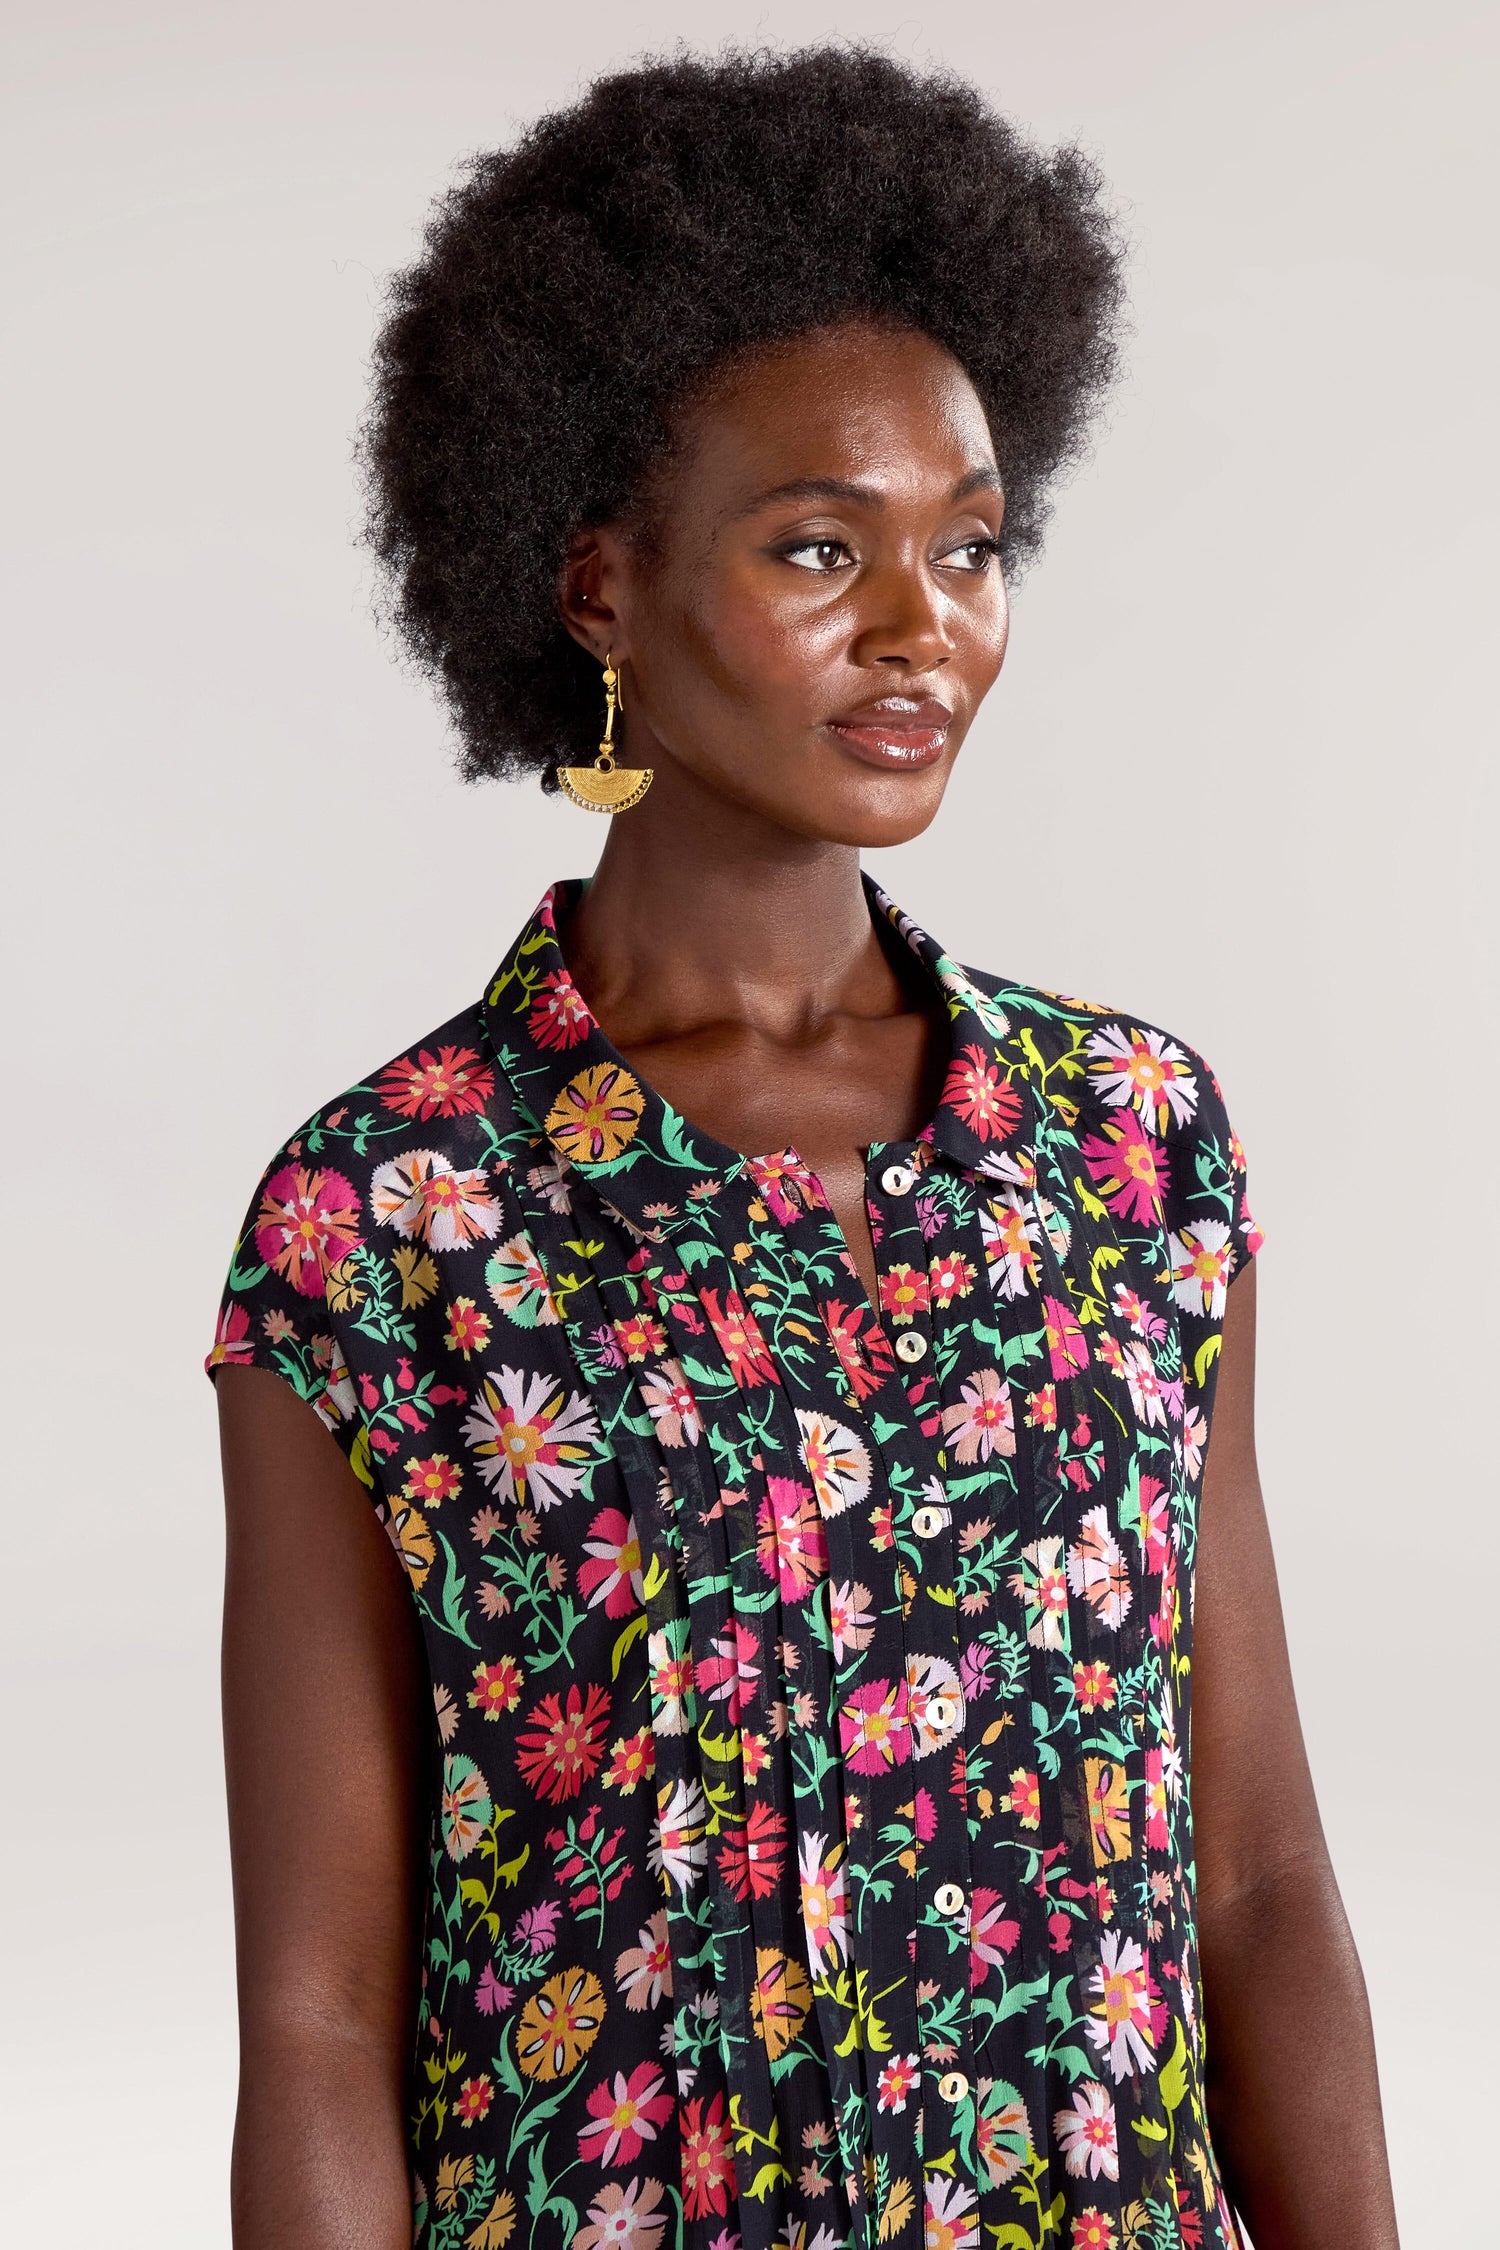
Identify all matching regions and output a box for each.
[838,1678,912,1775]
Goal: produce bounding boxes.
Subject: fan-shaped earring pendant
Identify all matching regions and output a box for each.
[557,759,654,813]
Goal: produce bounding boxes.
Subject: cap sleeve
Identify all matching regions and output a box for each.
[204,1129,372,1483]
[1162,1043,1263,1325]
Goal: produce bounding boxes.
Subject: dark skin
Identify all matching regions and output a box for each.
[218,320,1399,2246]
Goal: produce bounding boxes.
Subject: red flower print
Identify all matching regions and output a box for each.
[403,1452,463,1507]
[878,1262,930,1325]
[716,1801,788,1902]
[376,1044,495,1120]
[255,1163,362,1298]
[1080,1109,1170,1225]
[969,1886,1022,1987]
[206,1301,254,1368]
[928,1249,976,1306]
[612,1311,668,1362]
[1042,1294,1090,1379]
[755,1476,827,1601]
[1073,1661,1116,1712]
[527,970,593,1052]
[468,1656,524,1719]
[680,2092,735,2219]
[819,1300,895,1402]
[454,2073,494,2126]
[515,1682,612,1803]
[700,1289,777,1389]
[941,1041,1023,1143]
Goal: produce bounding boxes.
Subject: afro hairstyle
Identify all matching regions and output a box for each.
[361,43,1127,785]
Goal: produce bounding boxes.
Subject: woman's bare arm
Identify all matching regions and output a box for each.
[218,1365,430,2249]
[1191,1264,1399,2246]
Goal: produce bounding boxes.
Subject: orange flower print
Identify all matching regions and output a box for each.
[544,1063,645,1165]
[748,1945,813,2059]
[515,1966,606,2080]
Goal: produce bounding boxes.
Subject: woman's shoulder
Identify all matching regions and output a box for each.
[960,960,1239,1146]
[960,960,1263,1304]
[205,996,544,1431]
[245,998,532,1197]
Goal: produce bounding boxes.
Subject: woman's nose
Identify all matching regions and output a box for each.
[850,563,957,672]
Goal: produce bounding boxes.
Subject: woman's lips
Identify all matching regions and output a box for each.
[824,700,952,770]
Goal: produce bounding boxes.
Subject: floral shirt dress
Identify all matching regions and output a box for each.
[207,875,1262,2250]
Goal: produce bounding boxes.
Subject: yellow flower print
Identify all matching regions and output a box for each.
[464,2191,517,2249]
[324,1255,367,1314]
[544,1063,645,1165]
[392,1241,441,1308]
[877,2173,916,2240]
[516,1966,607,2079]
[749,1945,813,2060]
[1084,1756,1132,1866]
[385,1500,435,1590]
[434,2153,475,2212]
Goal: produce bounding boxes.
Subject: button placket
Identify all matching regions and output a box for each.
[865,1145,979,2197]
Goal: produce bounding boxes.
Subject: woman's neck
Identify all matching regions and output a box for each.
[557,753,911,1048]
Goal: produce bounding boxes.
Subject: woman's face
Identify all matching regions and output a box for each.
[564,321,1010,849]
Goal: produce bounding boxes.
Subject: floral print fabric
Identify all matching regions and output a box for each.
[207,875,1262,2250]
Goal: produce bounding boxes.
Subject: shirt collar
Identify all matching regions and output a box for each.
[483,873,1036,1239]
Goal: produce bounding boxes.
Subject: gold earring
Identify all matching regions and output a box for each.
[557,652,653,812]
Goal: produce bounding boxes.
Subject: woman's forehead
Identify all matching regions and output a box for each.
[660,323,999,515]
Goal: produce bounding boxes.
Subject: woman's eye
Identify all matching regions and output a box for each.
[938,537,1002,574]
[781,538,852,572]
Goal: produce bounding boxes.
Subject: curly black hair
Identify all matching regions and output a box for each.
[362,43,1127,786]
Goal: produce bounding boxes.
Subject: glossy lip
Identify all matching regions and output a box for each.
[823,693,954,772]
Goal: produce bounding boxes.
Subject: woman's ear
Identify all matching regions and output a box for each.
[559,528,629,662]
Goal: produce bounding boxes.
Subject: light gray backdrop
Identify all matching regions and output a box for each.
[4,3,1494,2240]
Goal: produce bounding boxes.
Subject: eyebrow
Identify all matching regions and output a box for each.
[729,465,1003,520]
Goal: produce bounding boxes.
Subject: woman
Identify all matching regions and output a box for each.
[208,47,1399,2250]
